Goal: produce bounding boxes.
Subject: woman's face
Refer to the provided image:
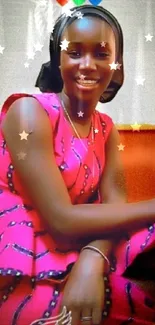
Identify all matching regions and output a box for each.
[60,16,116,102]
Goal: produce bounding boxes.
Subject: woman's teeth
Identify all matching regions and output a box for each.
[77,79,98,86]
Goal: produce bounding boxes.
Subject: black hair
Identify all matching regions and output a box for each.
[35,5,124,103]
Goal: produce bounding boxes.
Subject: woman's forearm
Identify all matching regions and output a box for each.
[53,199,155,241]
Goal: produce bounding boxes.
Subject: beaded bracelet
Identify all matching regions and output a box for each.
[81,245,110,268]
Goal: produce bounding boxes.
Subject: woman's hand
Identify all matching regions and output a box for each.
[59,250,106,325]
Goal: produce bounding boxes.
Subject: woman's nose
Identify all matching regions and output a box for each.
[79,54,97,70]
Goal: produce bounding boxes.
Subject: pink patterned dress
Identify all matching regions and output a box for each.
[0,92,155,325]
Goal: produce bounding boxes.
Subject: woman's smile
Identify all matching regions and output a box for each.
[75,77,100,91]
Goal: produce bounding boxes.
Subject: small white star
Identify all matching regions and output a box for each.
[34,42,43,52]
[135,76,145,86]
[79,74,86,80]
[60,39,70,51]
[27,51,35,60]
[131,122,142,131]
[117,143,125,151]
[94,128,99,134]
[75,12,84,19]
[109,61,118,70]
[17,152,27,160]
[62,7,73,17]
[100,41,106,47]
[0,45,5,54]
[116,62,122,70]
[145,33,153,42]
[24,62,30,68]
[19,130,29,140]
[77,111,84,118]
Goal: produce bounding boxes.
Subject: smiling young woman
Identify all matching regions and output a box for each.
[0,4,155,325]
[59,16,116,119]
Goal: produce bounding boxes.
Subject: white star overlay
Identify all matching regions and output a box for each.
[19,130,29,140]
[77,111,84,117]
[145,33,153,42]
[27,51,35,60]
[79,75,86,80]
[100,41,106,47]
[109,61,118,70]
[0,45,5,54]
[24,63,30,68]
[62,7,73,18]
[131,122,142,131]
[34,42,44,52]
[116,62,122,70]
[60,39,70,51]
[17,152,27,160]
[135,76,145,85]
[74,12,84,20]
[117,143,125,151]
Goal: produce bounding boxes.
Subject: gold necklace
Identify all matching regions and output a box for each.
[60,95,95,193]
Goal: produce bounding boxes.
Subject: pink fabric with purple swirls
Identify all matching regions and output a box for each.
[0,92,155,325]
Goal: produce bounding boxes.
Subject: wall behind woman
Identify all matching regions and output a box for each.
[0,0,154,124]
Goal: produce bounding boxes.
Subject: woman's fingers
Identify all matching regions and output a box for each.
[92,306,102,325]
[81,307,92,325]
[70,308,81,325]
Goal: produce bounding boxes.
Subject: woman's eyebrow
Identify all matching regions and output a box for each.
[68,41,110,47]
[68,41,109,44]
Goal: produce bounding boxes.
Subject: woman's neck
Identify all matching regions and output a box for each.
[59,91,98,125]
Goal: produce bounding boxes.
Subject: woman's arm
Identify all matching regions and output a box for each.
[2,97,155,247]
[77,125,128,263]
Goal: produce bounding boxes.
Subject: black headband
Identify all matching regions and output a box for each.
[52,5,123,62]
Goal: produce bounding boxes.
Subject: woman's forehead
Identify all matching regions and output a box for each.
[61,16,115,43]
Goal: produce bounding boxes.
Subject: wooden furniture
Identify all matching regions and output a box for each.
[117,125,155,203]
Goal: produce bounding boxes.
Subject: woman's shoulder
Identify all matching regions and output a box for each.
[0,92,62,127]
[30,92,62,122]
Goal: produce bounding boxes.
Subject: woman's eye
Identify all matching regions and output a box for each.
[97,52,110,58]
[68,51,110,59]
[68,51,81,57]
